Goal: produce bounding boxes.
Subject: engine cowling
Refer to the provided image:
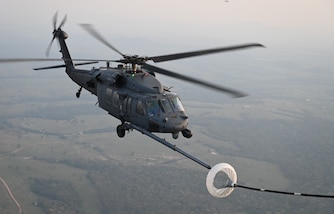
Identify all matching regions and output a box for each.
[98,71,126,87]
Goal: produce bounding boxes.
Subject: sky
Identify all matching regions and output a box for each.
[1,0,333,58]
[1,0,333,108]
[0,0,332,117]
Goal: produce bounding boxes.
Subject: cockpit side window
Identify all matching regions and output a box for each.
[147,100,162,116]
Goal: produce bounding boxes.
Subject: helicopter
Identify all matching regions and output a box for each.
[0,13,266,197]
[1,13,264,140]
[45,13,263,140]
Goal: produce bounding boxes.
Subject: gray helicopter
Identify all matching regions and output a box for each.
[1,13,264,170]
[62,14,262,137]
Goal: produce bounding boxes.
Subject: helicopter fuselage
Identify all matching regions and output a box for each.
[66,64,192,139]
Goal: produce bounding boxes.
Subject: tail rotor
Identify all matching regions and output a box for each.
[46,12,67,57]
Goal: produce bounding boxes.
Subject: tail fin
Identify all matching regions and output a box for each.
[56,30,74,70]
[46,12,74,70]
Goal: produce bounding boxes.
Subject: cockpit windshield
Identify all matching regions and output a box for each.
[160,98,173,113]
[169,96,185,112]
[146,95,185,116]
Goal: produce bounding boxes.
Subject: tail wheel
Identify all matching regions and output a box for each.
[117,125,126,138]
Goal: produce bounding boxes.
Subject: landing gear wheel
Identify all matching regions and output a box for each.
[172,132,179,139]
[182,129,193,138]
[76,87,82,98]
[117,125,126,138]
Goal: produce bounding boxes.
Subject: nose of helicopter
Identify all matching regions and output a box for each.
[148,111,191,138]
[163,113,189,131]
[146,93,192,138]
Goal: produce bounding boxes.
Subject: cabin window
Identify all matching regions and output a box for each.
[126,97,132,115]
[122,98,127,114]
[112,91,120,108]
[136,100,146,115]
[106,88,113,104]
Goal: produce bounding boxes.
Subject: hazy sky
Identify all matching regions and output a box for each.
[1,0,333,101]
[1,0,333,58]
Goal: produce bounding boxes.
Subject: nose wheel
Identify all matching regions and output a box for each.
[172,132,179,139]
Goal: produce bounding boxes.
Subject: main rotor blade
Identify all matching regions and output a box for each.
[33,61,98,70]
[142,63,247,98]
[33,64,66,70]
[0,58,65,63]
[0,58,115,63]
[80,24,125,57]
[148,43,265,63]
